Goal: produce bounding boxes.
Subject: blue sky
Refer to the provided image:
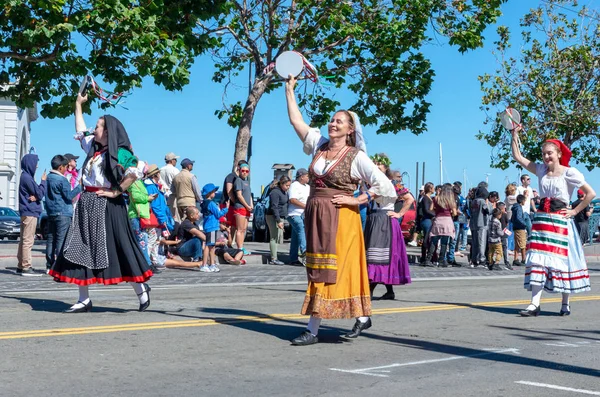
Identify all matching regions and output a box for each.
[30,1,598,199]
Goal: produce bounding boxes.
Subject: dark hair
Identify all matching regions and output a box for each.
[477,181,488,189]
[185,206,198,218]
[497,202,506,209]
[452,184,461,195]
[520,174,529,182]
[517,194,526,205]
[51,154,68,170]
[435,185,442,191]
[453,181,462,187]
[424,182,435,194]
[237,160,248,168]
[278,175,291,187]
[488,191,499,200]
[492,208,502,218]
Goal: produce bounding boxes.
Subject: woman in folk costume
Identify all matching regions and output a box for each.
[285,75,396,346]
[510,126,596,317]
[365,156,412,300]
[49,93,153,313]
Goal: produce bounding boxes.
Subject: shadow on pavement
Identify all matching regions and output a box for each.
[489,325,600,343]
[0,295,129,313]
[362,333,600,378]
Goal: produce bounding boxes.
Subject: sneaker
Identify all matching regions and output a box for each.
[513,260,523,267]
[504,263,514,271]
[407,241,418,247]
[270,259,285,265]
[240,259,247,265]
[16,268,42,277]
[491,264,502,271]
[241,248,251,255]
[199,265,212,272]
[208,264,220,273]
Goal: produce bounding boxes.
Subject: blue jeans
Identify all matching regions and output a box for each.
[457,223,468,250]
[507,222,515,251]
[45,215,71,267]
[420,218,433,261]
[524,213,533,236]
[288,215,306,263]
[178,237,203,261]
[130,218,151,265]
[447,221,460,262]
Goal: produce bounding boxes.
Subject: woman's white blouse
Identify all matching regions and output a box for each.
[535,163,586,205]
[303,128,396,207]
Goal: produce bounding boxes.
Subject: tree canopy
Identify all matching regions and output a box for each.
[200,0,507,166]
[1,0,224,118]
[478,0,600,171]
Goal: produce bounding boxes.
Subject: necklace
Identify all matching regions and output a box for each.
[323,145,346,171]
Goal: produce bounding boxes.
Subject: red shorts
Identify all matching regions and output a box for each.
[233,207,250,218]
[225,205,236,227]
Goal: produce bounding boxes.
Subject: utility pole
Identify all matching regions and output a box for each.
[439,143,443,185]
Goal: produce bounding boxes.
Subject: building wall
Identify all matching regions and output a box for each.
[0,99,34,210]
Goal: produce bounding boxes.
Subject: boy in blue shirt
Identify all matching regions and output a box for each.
[45,155,82,270]
[200,183,229,272]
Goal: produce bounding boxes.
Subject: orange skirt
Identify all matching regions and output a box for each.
[301,206,372,319]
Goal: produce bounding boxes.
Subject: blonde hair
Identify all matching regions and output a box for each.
[435,186,457,210]
[505,183,517,196]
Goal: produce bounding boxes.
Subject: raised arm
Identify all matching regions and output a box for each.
[75,93,88,133]
[285,75,311,142]
[511,127,536,174]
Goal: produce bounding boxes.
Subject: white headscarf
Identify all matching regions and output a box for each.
[348,111,367,154]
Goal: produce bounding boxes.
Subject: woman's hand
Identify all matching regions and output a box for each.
[76,93,88,105]
[331,195,358,208]
[286,74,297,91]
[560,208,577,219]
[277,221,284,230]
[387,211,401,219]
[96,188,120,199]
[148,193,158,202]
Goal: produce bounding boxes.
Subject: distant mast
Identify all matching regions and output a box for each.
[439,142,443,185]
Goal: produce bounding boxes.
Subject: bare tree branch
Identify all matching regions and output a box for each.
[305,35,352,56]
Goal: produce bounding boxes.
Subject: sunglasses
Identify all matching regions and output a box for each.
[240,169,250,174]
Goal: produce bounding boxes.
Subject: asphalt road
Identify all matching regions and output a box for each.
[1,264,600,396]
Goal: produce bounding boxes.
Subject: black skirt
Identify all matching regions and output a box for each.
[49,192,153,285]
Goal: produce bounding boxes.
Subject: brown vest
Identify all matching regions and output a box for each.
[172,169,196,207]
[309,144,360,193]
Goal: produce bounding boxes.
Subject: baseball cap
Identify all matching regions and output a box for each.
[165,152,180,161]
[180,158,195,167]
[296,168,308,178]
[64,153,79,161]
[419,185,424,191]
[201,183,219,197]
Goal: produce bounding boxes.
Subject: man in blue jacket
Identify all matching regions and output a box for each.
[17,154,47,276]
[44,155,82,271]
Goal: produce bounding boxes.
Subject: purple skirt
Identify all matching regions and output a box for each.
[366,211,411,285]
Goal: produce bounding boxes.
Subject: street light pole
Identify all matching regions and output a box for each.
[247,60,252,185]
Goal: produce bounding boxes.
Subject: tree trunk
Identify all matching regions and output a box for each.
[232,77,270,171]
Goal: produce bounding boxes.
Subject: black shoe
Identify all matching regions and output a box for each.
[491,264,502,271]
[519,305,540,317]
[504,263,514,271]
[376,292,395,301]
[448,260,461,267]
[560,305,571,316]
[150,265,162,274]
[291,330,318,346]
[438,260,449,268]
[16,267,42,277]
[422,260,437,268]
[513,260,523,267]
[138,283,151,312]
[64,300,93,313]
[344,318,372,338]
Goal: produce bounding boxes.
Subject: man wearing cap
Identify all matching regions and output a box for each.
[288,168,310,265]
[64,153,80,203]
[160,152,180,221]
[572,189,593,244]
[171,158,203,220]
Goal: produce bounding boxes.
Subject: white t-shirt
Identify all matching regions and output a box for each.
[288,180,310,217]
[516,185,534,213]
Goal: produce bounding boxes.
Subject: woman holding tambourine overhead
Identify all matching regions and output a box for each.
[509,125,595,317]
[49,92,153,313]
[285,74,396,346]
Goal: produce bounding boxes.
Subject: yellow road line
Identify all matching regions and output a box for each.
[1,295,599,341]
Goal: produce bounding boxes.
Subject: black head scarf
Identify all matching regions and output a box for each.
[475,186,489,199]
[82,115,134,187]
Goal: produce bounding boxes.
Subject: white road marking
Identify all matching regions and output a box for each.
[330,348,520,377]
[516,381,600,395]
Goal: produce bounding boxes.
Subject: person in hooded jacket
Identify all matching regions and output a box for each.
[49,93,152,313]
[469,184,492,267]
[17,154,47,276]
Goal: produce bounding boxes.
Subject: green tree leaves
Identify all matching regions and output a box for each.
[479,1,600,171]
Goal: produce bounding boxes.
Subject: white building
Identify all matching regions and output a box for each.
[0,98,37,210]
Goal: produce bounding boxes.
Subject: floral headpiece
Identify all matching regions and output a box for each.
[370,153,391,167]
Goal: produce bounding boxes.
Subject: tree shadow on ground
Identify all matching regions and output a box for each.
[0,294,128,313]
[489,325,600,343]
[360,332,600,378]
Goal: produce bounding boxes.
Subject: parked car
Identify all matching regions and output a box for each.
[37,211,49,240]
[399,201,417,240]
[0,207,20,240]
[252,183,291,242]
